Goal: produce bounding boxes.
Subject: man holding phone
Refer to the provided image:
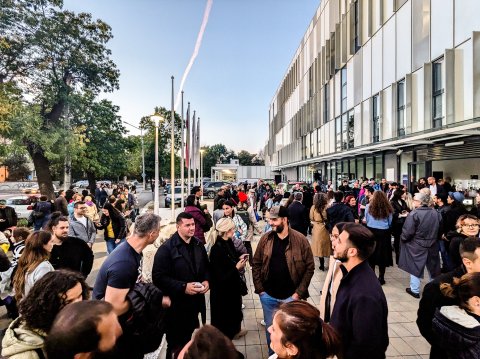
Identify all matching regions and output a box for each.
[152,212,210,359]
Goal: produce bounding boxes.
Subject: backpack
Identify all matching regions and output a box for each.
[236,210,250,227]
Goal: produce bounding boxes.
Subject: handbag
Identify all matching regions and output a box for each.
[239,273,248,296]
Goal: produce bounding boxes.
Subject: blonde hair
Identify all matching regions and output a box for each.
[215,217,235,237]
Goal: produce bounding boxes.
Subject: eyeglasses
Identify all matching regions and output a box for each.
[462,224,479,229]
[78,207,87,210]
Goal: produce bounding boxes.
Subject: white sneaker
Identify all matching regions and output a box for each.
[241,303,246,309]
[260,320,266,326]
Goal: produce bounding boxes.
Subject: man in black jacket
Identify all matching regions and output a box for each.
[287,192,308,235]
[152,212,210,359]
[330,223,388,359]
[0,202,17,232]
[417,238,480,359]
[326,191,355,232]
[47,213,94,278]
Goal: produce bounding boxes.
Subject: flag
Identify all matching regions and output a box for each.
[185,104,190,169]
[191,111,196,173]
[196,118,200,169]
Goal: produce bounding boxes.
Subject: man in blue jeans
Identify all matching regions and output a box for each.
[252,205,314,355]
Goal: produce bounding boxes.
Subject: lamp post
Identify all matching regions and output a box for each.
[151,114,164,215]
[123,121,146,190]
[200,149,204,201]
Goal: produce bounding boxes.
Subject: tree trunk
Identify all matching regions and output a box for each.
[28,149,56,201]
[86,171,96,195]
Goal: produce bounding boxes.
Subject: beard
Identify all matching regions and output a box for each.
[272,223,285,233]
[334,248,349,263]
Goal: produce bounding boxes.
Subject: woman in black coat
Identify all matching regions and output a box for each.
[390,189,410,265]
[96,202,127,254]
[210,217,248,340]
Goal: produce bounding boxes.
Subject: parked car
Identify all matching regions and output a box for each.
[165,186,188,208]
[21,183,57,195]
[3,195,39,219]
[74,180,89,188]
[203,181,230,199]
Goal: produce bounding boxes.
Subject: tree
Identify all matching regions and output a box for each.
[70,93,128,191]
[237,150,254,166]
[2,154,30,181]
[200,144,236,178]
[1,0,119,199]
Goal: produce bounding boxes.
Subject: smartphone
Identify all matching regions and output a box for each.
[242,254,249,261]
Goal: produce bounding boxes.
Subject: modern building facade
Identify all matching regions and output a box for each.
[265,0,480,191]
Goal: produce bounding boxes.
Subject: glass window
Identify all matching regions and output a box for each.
[348,111,355,149]
[372,94,380,143]
[375,155,383,180]
[342,114,348,150]
[341,67,347,113]
[366,157,374,179]
[324,83,330,124]
[432,58,444,128]
[397,79,406,136]
[354,0,361,53]
[357,157,365,179]
[336,117,342,152]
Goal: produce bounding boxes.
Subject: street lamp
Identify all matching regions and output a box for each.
[200,149,205,201]
[151,114,164,215]
[123,121,146,191]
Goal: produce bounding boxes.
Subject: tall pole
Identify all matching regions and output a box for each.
[180,91,185,210]
[200,149,204,201]
[170,76,175,223]
[141,127,146,191]
[154,118,160,215]
[186,102,191,195]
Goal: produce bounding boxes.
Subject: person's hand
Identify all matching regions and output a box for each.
[203,208,209,214]
[162,296,171,308]
[115,239,121,244]
[236,257,247,271]
[200,281,209,294]
[185,282,203,295]
[291,293,300,300]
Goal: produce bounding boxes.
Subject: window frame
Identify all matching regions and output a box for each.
[397,79,406,137]
[432,58,444,129]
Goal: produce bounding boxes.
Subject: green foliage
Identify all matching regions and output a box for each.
[0,0,120,199]
[2,153,30,180]
[237,150,254,166]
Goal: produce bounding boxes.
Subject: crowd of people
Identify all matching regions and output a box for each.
[0,175,478,358]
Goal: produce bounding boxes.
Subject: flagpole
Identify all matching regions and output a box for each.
[180,90,185,210]
[186,103,191,195]
[192,110,197,185]
[170,76,175,223]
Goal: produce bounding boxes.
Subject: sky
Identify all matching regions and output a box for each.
[63,0,320,154]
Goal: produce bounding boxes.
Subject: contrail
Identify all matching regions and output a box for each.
[174,0,213,110]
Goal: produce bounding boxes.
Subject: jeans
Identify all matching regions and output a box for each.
[439,240,451,270]
[410,271,433,294]
[106,238,125,254]
[259,292,293,355]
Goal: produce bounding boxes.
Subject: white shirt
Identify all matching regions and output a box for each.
[429,184,437,196]
[76,215,87,228]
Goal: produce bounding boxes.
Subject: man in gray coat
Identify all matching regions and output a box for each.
[399,192,442,298]
[68,201,97,248]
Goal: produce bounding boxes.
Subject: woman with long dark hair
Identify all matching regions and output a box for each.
[96,202,127,254]
[268,301,341,359]
[310,193,330,271]
[365,190,393,285]
[2,270,89,358]
[210,217,249,340]
[13,231,54,301]
[390,189,410,265]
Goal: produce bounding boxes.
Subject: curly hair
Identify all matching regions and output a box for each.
[19,269,89,333]
[313,193,328,213]
[368,191,393,220]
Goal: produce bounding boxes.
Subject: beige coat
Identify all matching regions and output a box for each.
[309,206,331,257]
[319,256,343,321]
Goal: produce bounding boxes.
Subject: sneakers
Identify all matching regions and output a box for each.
[233,329,248,339]
[406,288,420,299]
[260,320,266,326]
[241,303,245,309]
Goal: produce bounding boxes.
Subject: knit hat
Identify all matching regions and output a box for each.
[215,217,235,234]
